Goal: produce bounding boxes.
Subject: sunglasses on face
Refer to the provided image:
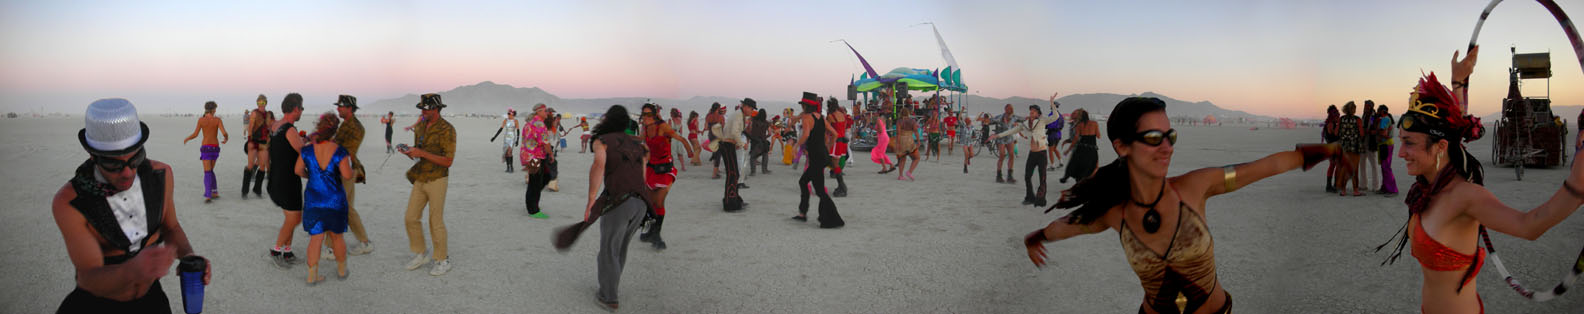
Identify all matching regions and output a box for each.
[1135,129,1178,146]
[94,149,147,172]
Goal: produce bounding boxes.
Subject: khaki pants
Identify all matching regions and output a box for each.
[342,177,368,243]
[405,177,448,261]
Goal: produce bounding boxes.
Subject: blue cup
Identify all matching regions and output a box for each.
[177,256,206,314]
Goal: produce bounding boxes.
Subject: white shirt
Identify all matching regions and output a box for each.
[104,175,149,252]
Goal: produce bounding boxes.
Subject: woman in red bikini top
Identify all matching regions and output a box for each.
[1382,48,1584,314]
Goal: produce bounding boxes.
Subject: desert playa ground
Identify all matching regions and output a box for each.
[2,115,1581,313]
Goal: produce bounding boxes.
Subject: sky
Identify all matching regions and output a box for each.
[1,0,1581,119]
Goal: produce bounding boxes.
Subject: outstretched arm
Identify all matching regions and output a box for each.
[1466,153,1584,240]
[1180,143,1339,198]
[1025,211,1114,268]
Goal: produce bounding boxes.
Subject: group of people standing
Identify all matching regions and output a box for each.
[1324,99,1400,196]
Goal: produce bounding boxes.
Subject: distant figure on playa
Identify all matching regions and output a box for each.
[870,115,895,173]
[1046,92,1066,169]
[670,108,690,172]
[827,98,852,197]
[182,101,229,203]
[1359,100,1380,193]
[1335,101,1365,196]
[242,94,275,199]
[401,93,456,276]
[492,108,520,173]
[577,116,592,153]
[295,111,353,285]
[705,103,725,179]
[1026,96,1341,314]
[53,98,210,313]
[748,108,772,176]
[266,93,307,269]
[1322,104,1340,192]
[686,111,703,165]
[1060,108,1100,183]
[717,99,753,212]
[381,111,395,154]
[893,107,922,181]
[545,107,565,192]
[992,104,1018,184]
[1374,104,1398,196]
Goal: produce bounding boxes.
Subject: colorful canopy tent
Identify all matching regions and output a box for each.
[1203,115,1218,125]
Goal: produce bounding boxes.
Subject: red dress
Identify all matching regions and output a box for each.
[644,125,677,189]
[830,117,850,157]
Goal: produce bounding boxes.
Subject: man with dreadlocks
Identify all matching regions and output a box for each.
[1377,46,1584,313]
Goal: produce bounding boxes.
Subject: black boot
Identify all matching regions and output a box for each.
[832,171,848,197]
[506,162,514,173]
[641,216,667,250]
[253,168,266,196]
[241,167,254,199]
[996,171,1004,183]
[1325,176,1336,193]
[1005,169,1016,184]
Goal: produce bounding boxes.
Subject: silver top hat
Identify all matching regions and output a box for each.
[80,98,150,156]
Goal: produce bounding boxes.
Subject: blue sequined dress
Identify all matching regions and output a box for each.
[301,144,350,235]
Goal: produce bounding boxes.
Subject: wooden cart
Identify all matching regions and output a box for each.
[1491,49,1567,180]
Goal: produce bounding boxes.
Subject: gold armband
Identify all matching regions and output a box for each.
[1222,165,1238,193]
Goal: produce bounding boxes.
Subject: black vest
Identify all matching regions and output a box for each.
[67,162,165,265]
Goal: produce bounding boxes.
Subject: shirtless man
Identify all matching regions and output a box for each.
[54,99,210,313]
[182,101,229,203]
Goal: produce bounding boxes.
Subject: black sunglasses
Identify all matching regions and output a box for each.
[94,149,147,172]
[1135,129,1177,146]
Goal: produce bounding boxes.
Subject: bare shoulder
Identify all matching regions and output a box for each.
[150,160,173,177]
[1446,179,1495,208]
[52,183,77,214]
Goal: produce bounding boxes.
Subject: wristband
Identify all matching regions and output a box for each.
[1024,229,1048,247]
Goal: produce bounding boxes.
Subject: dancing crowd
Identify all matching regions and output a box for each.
[47,47,1584,313]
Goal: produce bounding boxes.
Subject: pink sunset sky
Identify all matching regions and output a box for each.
[1,0,1581,119]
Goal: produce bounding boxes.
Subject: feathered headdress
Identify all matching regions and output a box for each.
[1401,72,1484,142]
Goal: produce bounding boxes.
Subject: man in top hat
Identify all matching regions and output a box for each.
[331,95,374,256]
[401,93,456,276]
[53,98,210,313]
[717,98,755,211]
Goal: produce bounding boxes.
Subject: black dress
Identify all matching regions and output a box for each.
[1063,134,1099,182]
[268,123,303,211]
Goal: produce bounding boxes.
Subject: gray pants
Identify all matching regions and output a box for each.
[597,197,646,304]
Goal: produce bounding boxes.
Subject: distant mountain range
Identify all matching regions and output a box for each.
[365,81,1277,121]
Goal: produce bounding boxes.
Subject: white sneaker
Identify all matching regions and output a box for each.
[404,253,430,271]
[429,259,451,276]
[350,241,374,256]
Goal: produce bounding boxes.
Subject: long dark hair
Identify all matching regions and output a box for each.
[1054,97,1167,225]
[592,105,632,137]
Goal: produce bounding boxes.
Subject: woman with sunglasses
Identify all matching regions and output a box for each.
[1377,48,1584,314]
[1024,97,1340,314]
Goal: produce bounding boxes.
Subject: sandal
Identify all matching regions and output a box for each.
[307,265,326,286]
[1353,190,1365,197]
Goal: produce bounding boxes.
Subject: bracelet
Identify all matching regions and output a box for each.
[1564,180,1584,200]
[1222,165,1239,193]
[1024,229,1048,246]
